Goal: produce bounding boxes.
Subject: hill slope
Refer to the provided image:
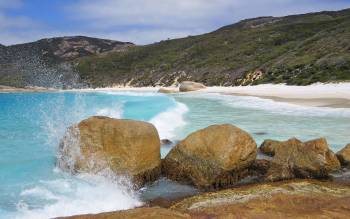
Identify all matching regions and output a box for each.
[0,36,133,88]
[77,8,350,87]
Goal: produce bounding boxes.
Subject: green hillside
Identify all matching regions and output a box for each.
[77,9,350,87]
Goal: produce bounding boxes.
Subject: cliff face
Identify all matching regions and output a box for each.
[0,36,133,88]
[1,9,350,88]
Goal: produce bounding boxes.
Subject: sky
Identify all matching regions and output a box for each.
[0,0,349,45]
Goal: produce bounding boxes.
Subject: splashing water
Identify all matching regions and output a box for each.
[0,91,184,219]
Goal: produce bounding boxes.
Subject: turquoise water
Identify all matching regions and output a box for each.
[0,91,349,218]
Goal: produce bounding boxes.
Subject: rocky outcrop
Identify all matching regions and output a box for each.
[264,138,341,181]
[171,180,350,219]
[179,81,206,92]
[57,116,161,187]
[337,144,350,167]
[162,124,257,189]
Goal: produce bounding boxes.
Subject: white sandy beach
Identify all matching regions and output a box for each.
[203,83,350,108]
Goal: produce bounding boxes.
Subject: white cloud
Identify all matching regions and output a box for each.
[0,0,350,45]
[66,0,350,44]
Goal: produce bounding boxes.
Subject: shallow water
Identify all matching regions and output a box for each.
[0,91,349,219]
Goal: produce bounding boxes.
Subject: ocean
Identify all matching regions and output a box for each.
[0,91,349,218]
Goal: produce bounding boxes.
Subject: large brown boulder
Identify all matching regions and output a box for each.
[337,144,350,167]
[162,124,257,189]
[57,116,161,187]
[266,138,341,181]
[179,81,206,92]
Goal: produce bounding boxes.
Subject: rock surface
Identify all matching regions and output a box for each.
[158,87,178,93]
[179,81,206,92]
[162,124,257,188]
[172,180,350,219]
[259,139,282,156]
[337,144,350,167]
[265,138,341,181]
[57,116,161,187]
[60,180,350,219]
[58,207,190,219]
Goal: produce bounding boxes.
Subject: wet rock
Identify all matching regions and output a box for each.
[337,144,350,167]
[161,139,173,146]
[57,116,161,187]
[163,124,257,189]
[249,159,271,177]
[254,132,267,136]
[179,81,206,92]
[266,138,341,181]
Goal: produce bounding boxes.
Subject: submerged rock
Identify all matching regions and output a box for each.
[266,138,341,181]
[161,139,173,146]
[179,81,206,92]
[57,116,161,187]
[162,124,257,189]
[337,144,350,167]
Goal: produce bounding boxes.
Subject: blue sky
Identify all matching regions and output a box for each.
[0,0,350,45]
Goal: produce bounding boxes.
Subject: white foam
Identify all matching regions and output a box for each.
[96,103,124,118]
[194,93,350,118]
[15,174,142,219]
[149,102,189,140]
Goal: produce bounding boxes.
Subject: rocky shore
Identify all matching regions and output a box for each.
[55,115,350,218]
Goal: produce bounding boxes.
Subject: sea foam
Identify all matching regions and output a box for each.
[149,102,189,140]
[196,93,350,118]
[15,173,142,219]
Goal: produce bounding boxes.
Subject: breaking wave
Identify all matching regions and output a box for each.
[149,102,189,140]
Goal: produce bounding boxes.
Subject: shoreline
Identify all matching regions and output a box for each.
[2,83,350,108]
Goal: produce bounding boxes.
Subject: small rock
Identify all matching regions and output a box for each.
[158,87,178,94]
[179,81,206,92]
[254,132,267,136]
[161,139,173,145]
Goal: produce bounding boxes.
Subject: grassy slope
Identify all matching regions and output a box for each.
[77,9,350,87]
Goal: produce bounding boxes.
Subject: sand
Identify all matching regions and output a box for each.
[202,83,350,108]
